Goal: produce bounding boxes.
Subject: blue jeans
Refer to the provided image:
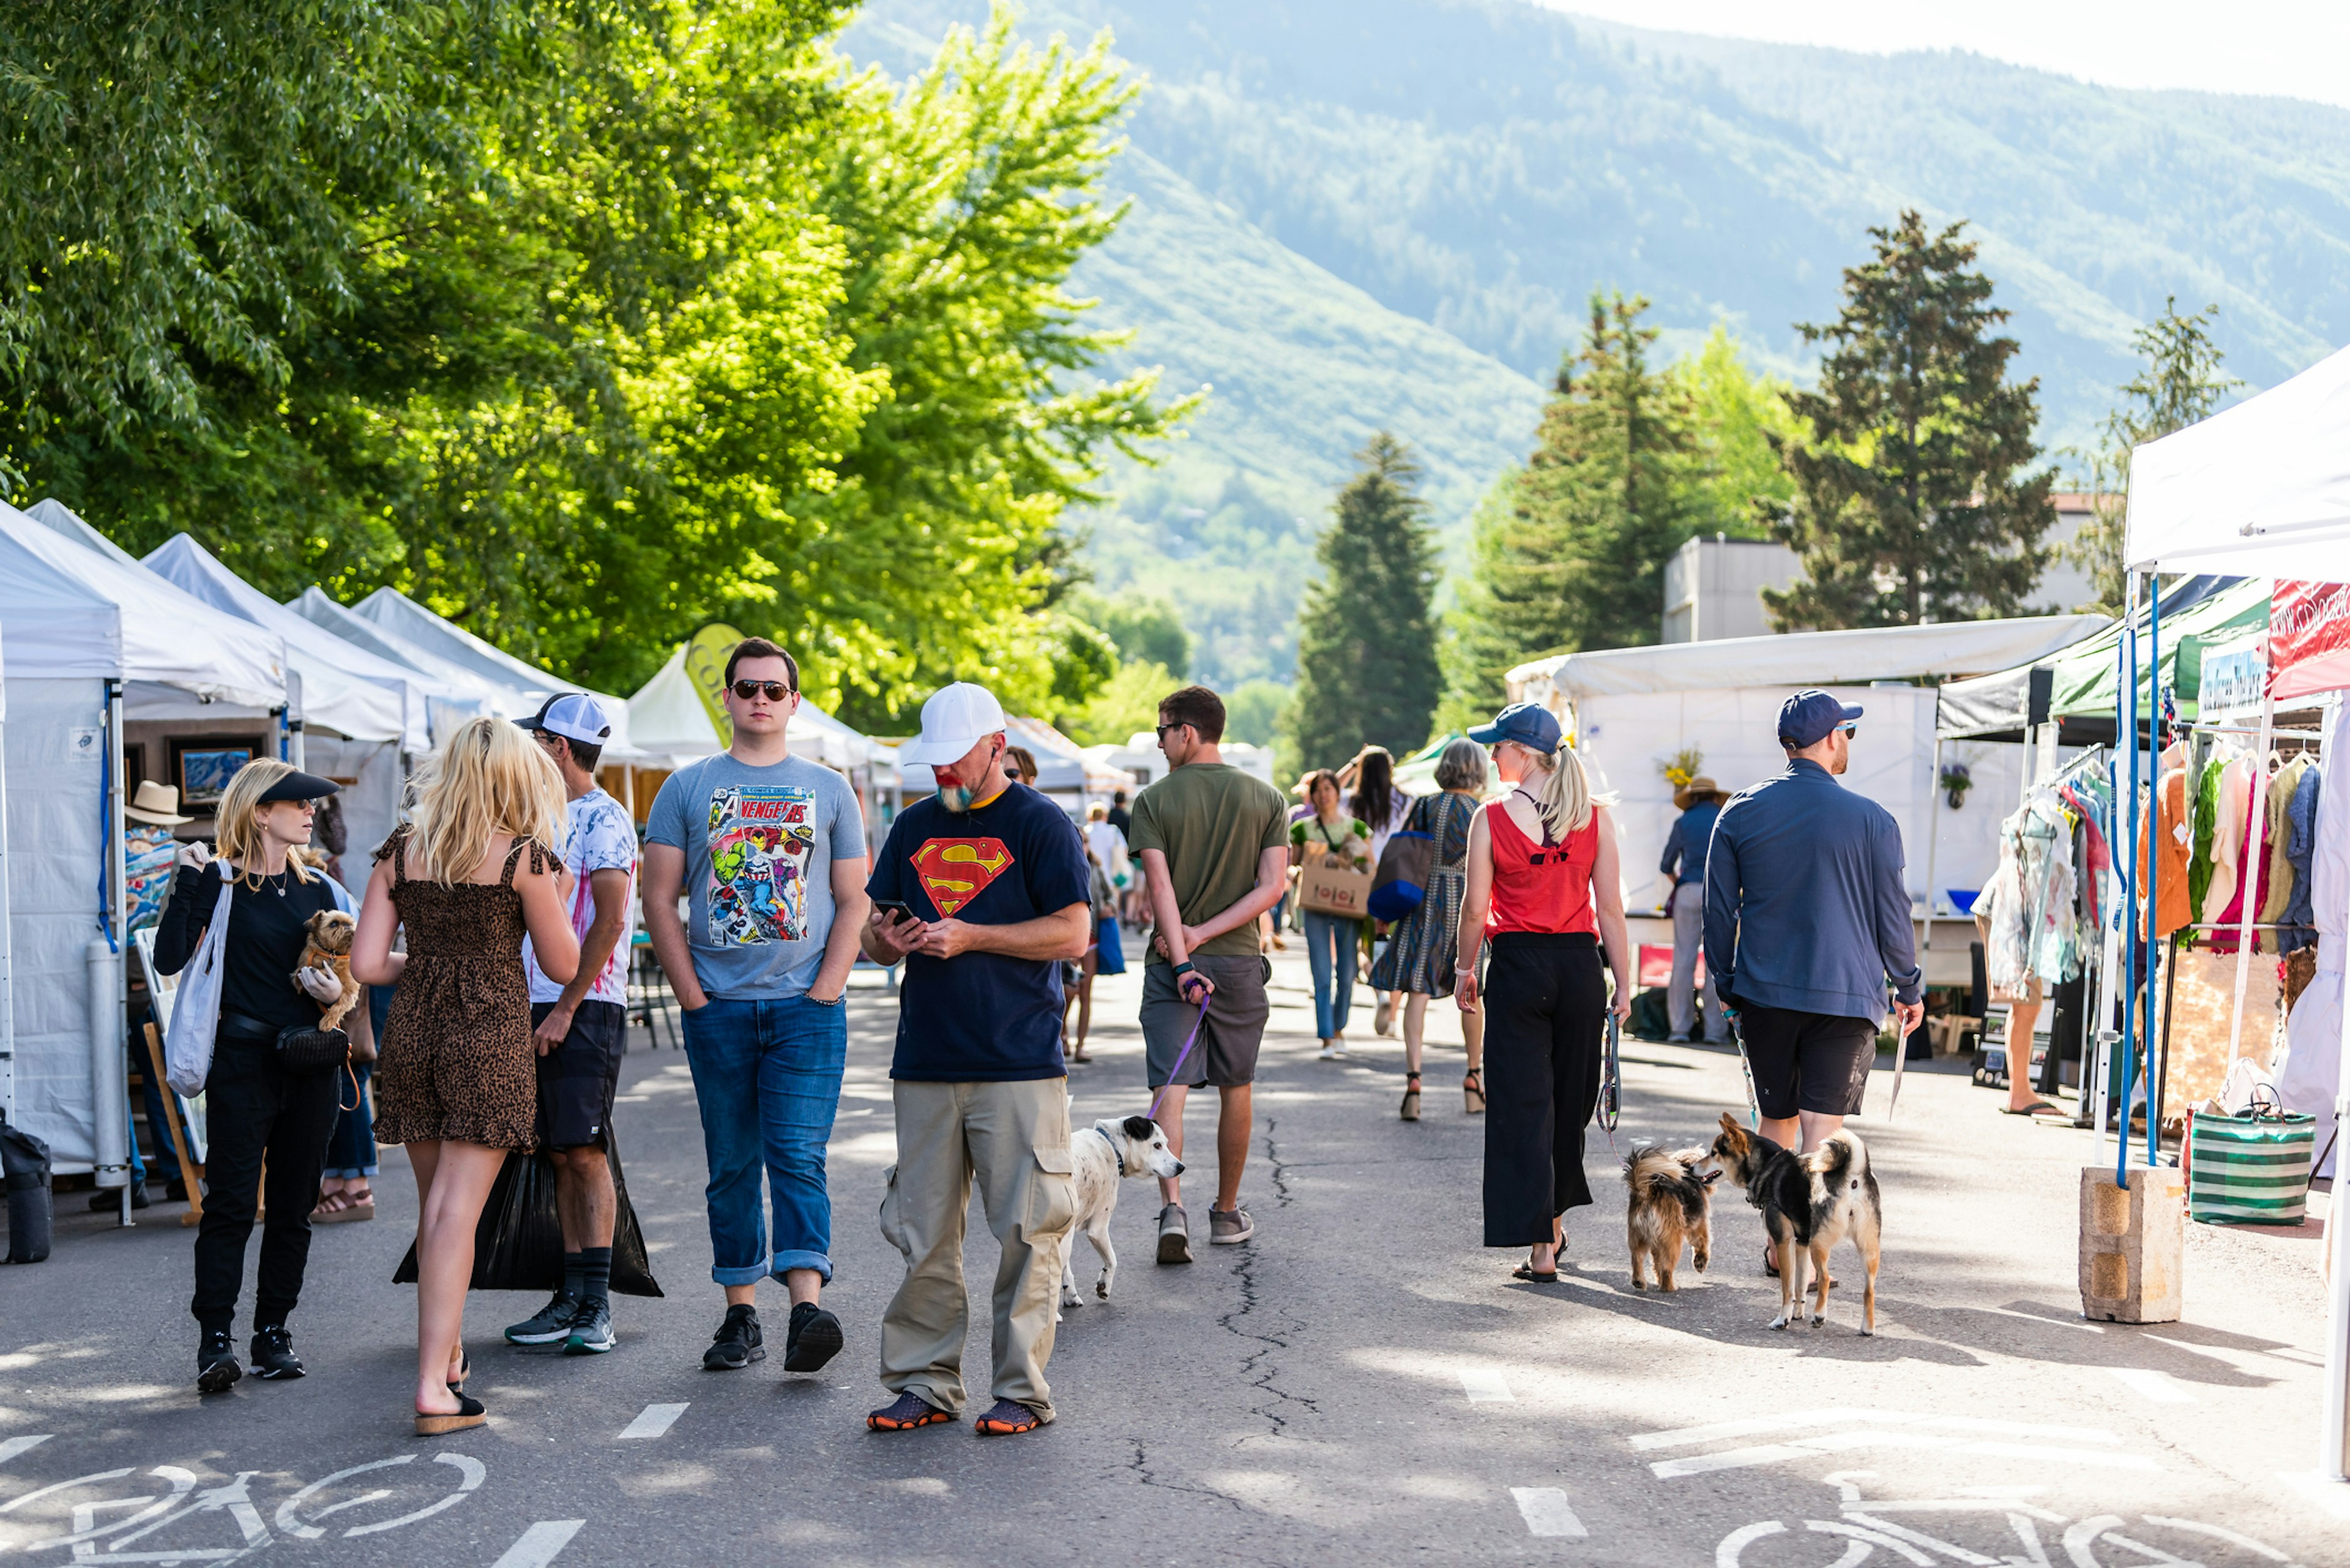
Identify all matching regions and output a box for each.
[680,994,848,1285]
[1302,911,1360,1039]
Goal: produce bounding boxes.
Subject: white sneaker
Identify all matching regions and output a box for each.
[1374,995,1395,1035]
[1318,1042,1342,1061]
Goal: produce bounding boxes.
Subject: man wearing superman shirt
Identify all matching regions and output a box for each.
[860,682,1091,1437]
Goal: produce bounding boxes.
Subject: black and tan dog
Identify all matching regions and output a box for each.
[1621,1145,1717,1291]
[1709,1113,1882,1334]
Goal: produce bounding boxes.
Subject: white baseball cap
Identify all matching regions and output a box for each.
[898,682,1007,767]
[519,692,613,747]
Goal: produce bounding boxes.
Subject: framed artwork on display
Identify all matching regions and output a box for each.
[171,738,262,808]
[124,742,146,787]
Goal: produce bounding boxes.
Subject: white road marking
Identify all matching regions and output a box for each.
[2107,1368,2195,1403]
[1509,1487,1587,1537]
[493,1519,585,1568]
[618,1403,688,1439]
[1650,1432,2158,1479]
[1458,1368,1514,1403]
[1632,1408,2119,1450]
[0,1435,51,1466]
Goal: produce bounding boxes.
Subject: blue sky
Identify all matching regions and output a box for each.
[1540,1,2350,110]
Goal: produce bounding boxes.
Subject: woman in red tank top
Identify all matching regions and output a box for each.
[1453,703,1632,1284]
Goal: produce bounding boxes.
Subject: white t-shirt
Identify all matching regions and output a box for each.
[1083,821,1129,885]
[524,788,638,1006]
[1365,786,1414,869]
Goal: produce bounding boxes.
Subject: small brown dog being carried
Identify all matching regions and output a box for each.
[299,910,361,1032]
[1708,1113,1882,1334]
[1621,1145,1717,1291]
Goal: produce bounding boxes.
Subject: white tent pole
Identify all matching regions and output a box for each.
[1921,737,1943,953]
[2226,690,2273,1070]
[2328,805,2350,1480]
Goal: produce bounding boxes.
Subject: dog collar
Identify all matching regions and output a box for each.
[1091,1124,1127,1178]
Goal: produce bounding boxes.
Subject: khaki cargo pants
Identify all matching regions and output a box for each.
[878,1077,1075,1419]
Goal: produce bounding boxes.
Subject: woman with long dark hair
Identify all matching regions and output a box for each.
[1453,705,1631,1284]
[1349,746,1412,1036]
[154,760,348,1393]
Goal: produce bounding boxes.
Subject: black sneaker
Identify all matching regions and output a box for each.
[504,1290,583,1346]
[250,1324,305,1379]
[196,1329,242,1394]
[563,1299,616,1356]
[783,1302,843,1373]
[703,1304,764,1370]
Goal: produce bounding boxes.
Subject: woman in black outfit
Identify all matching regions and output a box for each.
[154,760,347,1393]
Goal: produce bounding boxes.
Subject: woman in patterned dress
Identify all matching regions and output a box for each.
[352,717,580,1435]
[1368,738,1490,1119]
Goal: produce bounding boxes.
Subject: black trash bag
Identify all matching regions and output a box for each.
[2,1113,54,1264]
[1630,986,1673,1042]
[395,1129,662,1296]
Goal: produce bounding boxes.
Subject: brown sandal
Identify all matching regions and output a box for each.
[1463,1069,1486,1115]
[1400,1072,1421,1122]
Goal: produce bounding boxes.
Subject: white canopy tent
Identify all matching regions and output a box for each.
[283,586,517,735]
[1505,615,2109,913]
[351,588,640,758]
[0,500,291,1176]
[2123,341,2350,1482]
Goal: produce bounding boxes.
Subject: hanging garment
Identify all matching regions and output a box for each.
[2136,763,2195,940]
[2207,764,2270,955]
[2259,755,2310,924]
[2187,753,2225,917]
[2021,796,2083,984]
[1979,815,2030,995]
[2279,763,2324,957]
[2274,722,2344,1179]
[2199,753,2252,927]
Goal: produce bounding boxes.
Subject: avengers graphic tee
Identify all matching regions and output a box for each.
[646,753,866,1001]
[866,781,1091,1080]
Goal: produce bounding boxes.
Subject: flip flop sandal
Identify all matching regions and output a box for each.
[313,1191,375,1224]
[2002,1101,2064,1117]
[973,1398,1045,1436]
[868,1392,953,1432]
[1512,1263,1559,1284]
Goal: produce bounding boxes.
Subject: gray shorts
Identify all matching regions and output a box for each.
[1141,955,1272,1089]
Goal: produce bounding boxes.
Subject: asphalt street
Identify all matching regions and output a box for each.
[4,947,2347,1567]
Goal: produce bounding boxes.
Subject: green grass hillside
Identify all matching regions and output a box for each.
[843,0,2350,684]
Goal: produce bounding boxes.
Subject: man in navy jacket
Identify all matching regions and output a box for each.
[1704,690,1924,1174]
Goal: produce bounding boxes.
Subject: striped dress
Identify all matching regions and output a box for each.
[1369,791,1478,996]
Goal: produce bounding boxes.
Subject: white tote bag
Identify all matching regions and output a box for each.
[163,864,235,1097]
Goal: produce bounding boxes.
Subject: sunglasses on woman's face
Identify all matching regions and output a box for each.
[731,680,795,702]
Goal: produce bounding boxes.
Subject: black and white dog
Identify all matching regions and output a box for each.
[1709,1113,1882,1334]
[1060,1116,1184,1313]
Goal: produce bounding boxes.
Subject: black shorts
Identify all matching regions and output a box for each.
[532,999,627,1150]
[1736,1003,1878,1119]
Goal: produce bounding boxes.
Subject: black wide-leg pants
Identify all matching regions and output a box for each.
[1481,932,1605,1247]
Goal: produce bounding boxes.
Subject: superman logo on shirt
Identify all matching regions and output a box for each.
[911,837,1014,916]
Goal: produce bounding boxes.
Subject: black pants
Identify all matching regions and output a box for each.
[190,1034,340,1334]
[1482,933,1606,1247]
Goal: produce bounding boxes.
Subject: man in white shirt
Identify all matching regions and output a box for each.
[504,693,640,1356]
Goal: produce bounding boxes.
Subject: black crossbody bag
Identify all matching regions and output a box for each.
[223,1010,348,1077]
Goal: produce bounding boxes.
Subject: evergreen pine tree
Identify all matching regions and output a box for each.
[1287,433,1442,771]
[1444,291,1708,720]
[1766,211,2057,629]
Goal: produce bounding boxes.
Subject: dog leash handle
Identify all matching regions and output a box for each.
[1146,996,1212,1123]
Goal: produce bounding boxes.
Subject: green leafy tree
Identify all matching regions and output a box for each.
[1444,292,1709,719]
[1679,326,1802,534]
[1765,211,2057,629]
[2067,297,2242,611]
[1288,433,1442,771]
[1070,589,1192,678]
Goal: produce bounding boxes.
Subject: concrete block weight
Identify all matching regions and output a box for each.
[2079,1164,2184,1323]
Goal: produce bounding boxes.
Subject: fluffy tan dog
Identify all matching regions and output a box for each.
[300,909,360,1032]
[1621,1144,1717,1291]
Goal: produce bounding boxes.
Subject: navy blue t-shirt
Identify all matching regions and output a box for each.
[867,782,1091,1081]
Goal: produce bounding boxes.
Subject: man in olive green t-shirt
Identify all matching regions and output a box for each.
[1129,685,1291,1264]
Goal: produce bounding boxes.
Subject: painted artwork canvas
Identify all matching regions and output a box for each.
[177,746,252,807]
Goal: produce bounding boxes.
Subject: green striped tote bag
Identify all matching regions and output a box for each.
[2186,1109,2316,1225]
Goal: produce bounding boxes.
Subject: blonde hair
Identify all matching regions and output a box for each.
[216,759,317,890]
[1523,740,1611,841]
[402,715,566,885]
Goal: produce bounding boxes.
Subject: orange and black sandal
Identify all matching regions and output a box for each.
[867,1392,952,1432]
[972,1398,1045,1436]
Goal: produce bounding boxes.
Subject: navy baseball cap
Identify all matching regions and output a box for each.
[1467,701,1563,753]
[1778,689,1863,749]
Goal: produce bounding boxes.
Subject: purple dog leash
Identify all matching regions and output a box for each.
[1147,994,1213,1122]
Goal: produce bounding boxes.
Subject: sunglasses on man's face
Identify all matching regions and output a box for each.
[1840,723,1859,739]
[1155,722,1189,740]
[731,680,796,702]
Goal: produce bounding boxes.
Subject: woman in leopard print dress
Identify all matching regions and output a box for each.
[354,717,580,1435]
